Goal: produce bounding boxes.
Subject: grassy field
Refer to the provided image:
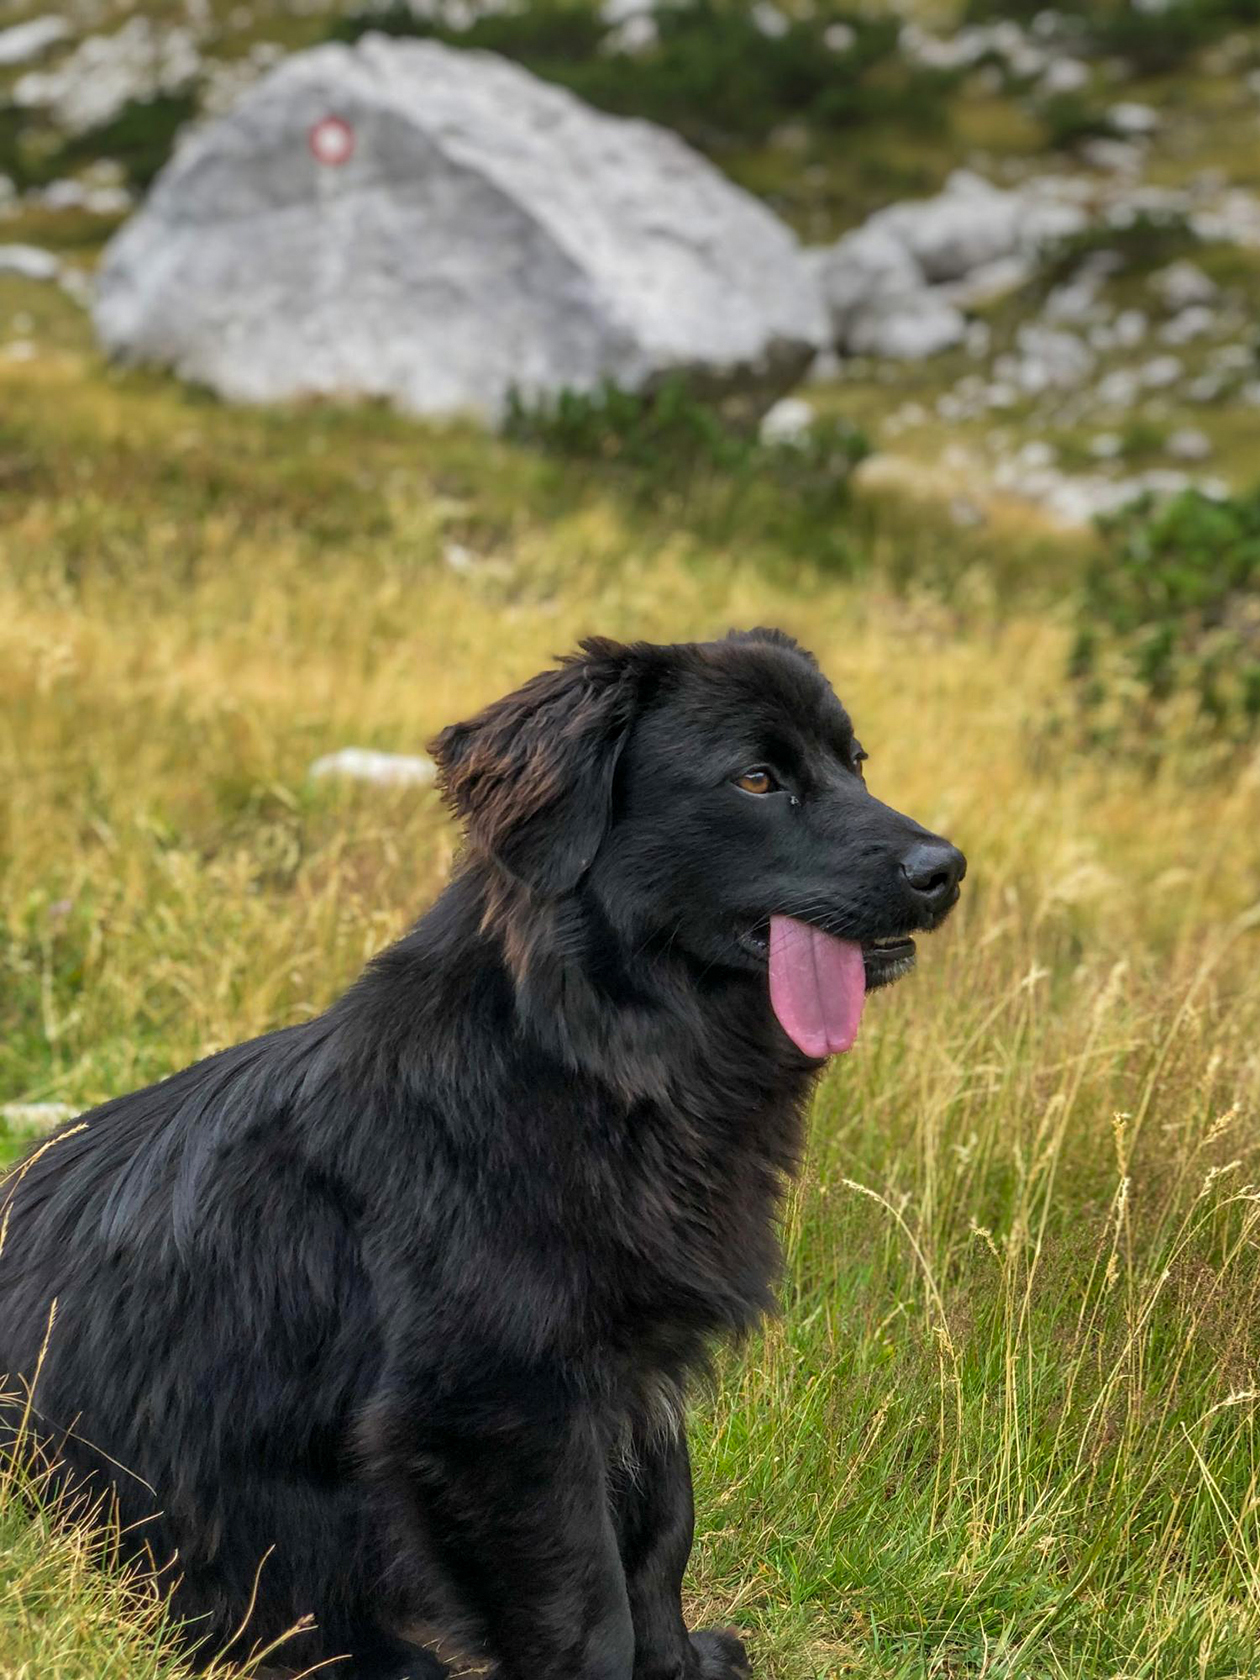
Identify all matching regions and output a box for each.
[2,343,1259,1678]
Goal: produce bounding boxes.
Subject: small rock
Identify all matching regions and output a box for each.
[309,749,438,788]
[1080,138,1145,173]
[846,289,966,359]
[0,243,61,281]
[1108,101,1160,137]
[1090,432,1123,459]
[1159,305,1215,346]
[1,1101,78,1131]
[759,396,815,444]
[1139,354,1183,389]
[1113,308,1149,348]
[1039,56,1089,95]
[0,15,69,67]
[751,2,789,37]
[1150,260,1218,311]
[1019,439,1057,468]
[1186,373,1224,402]
[823,21,855,51]
[943,253,1032,308]
[1097,367,1139,406]
[1166,427,1212,461]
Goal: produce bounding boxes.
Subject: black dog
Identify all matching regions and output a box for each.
[0,629,964,1680]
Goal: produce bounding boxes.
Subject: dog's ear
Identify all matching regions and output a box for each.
[429,638,643,896]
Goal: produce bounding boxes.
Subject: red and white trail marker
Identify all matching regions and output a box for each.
[308,116,355,167]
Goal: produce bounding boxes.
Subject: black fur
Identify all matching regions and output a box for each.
[0,631,963,1679]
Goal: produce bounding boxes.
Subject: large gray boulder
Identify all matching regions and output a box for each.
[93,36,826,420]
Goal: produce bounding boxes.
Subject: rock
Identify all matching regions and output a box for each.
[308,748,438,787]
[1080,138,1145,174]
[846,288,966,360]
[95,37,825,420]
[1039,56,1089,95]
[1089,432,1123,459]
[1,1101,78,1131]
[942,252,1032,308]
[0,243,62,281]
[1150,260,1218,311]
[812,225,924,336]
[1159,304,1215,346]
[1139,354,1183,389]
[1166,427,1212,461]
[14,18,201,134]
[759,396,815,444]
[1108,101,1160,136]
[995,323,1094,394]
[0,14,69,67]
[872,170,1025,283]
[1113,308,1149,348]
[823,21,855,51]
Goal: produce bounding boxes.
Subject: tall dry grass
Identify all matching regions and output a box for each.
[1,359,1259,1675]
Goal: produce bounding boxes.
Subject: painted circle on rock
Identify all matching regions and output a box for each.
[308,116,355,167]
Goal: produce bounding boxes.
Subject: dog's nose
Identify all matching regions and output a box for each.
[900,839,966,912]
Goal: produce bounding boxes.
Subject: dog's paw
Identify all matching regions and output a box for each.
[688,1627,750,1680]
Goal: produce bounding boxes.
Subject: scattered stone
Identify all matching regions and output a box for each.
[0,14,69,67]
[0,1101,78,1131]
[1166,427,1212,462]
[1090,432,1123,459]
[0,243,61,281]
[14,18,201,134]
[1039,57,1089,95]
[995,323,1094,394]
[759,396,815,444]
[872,171,1025,283]
[95,38,825,420]
[822,21,855,51]
[1108,101,1160,137]
[1113,308,1149,349]
[1159,305,1215,346]
[1186,373,1224,402]
[1139,354,1183,389]
[846,289,966,360]
[1150,260,1218,311]
[1096,371,1139,412]
[308,748,438,787]
[943,253,1032,308]
[1080,138,1145,174]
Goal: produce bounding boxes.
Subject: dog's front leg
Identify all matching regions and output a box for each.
[375,1397,635,1680]
[612,1426,749,1680]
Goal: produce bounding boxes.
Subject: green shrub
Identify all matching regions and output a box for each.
[504,378,870,568]
[1071,487,1260,747]
[1041,210,1201,288]
[329,0,958,152]
[966,0,1260,72]
[54,92,199,192]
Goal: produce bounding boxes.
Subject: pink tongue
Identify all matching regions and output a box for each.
[768,915,866,1058]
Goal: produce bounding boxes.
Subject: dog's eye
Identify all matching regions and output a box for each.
[853,746,868,779]
[735,767,778,795]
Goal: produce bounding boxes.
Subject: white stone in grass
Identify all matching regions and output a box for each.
[759,396,815,444]
[1150,260,1218,311]
[1,1101,78,1130]
[1166,427,1212,462]
[0,244,61,282]
[308,748,438,788]
[1108,101,1160,136]
[0,15,69,67]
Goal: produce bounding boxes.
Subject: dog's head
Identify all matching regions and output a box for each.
[431,630,964,1058]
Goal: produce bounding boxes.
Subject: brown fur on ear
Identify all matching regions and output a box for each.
[429,638,644,896]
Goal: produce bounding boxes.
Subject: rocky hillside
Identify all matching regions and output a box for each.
[4,0,1260,528]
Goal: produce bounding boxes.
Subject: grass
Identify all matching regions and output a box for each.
[2,341,1260,1678]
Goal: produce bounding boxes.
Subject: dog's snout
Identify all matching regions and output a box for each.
[900,838,966,913]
